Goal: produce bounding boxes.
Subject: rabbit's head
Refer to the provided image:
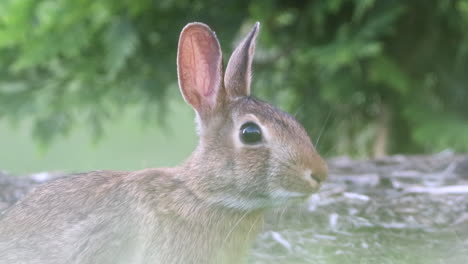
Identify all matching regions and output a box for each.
[177,22,327,210]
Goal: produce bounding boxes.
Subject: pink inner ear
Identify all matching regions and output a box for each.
[178,25,222,112]
[192,32,216,97]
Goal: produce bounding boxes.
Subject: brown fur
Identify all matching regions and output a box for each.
[0,22,327,264]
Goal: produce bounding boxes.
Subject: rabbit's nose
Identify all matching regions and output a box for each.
[305,154,328,184]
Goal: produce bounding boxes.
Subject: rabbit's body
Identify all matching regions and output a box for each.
[0,22,327,263]
[0,169,262,264]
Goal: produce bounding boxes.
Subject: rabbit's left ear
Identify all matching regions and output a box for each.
[177,23,224,116]
[224,22,260,98]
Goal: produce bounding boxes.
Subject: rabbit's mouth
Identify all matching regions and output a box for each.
[210,188,310,210]
[263,187,315,207]
[269,189,311,200]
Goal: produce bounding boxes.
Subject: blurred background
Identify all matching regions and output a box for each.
[1,0,467,174]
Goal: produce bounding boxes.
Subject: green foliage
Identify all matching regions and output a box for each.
[0,0,467,155]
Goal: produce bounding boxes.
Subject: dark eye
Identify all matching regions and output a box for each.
[240,122,262,144]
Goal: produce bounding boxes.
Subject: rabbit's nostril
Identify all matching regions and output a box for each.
[310,173,322,184]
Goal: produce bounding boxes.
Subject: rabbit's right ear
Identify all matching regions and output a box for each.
[177,23,224,117]
[224,22,259,98]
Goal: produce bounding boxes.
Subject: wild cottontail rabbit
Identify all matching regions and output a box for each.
[0,22,327,264]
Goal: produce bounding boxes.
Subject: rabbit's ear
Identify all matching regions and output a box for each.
[177,23,223,115]
[224,22,260,98]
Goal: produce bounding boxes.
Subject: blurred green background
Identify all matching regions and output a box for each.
[1,0,468,174]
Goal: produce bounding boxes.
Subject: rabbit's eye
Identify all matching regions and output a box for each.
[240,122,262,144]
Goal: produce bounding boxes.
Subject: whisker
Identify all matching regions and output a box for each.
[298,204,304,225]
[315,109,333,149]
[273,206,281,227]
[245,214,262,245]
[223,211,249,245]
[272,207,280,228]
[261,216,265,233]
[293,104,305,117]
[279,205,288,226]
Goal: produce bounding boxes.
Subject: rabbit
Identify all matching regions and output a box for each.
[0,22,328,264]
